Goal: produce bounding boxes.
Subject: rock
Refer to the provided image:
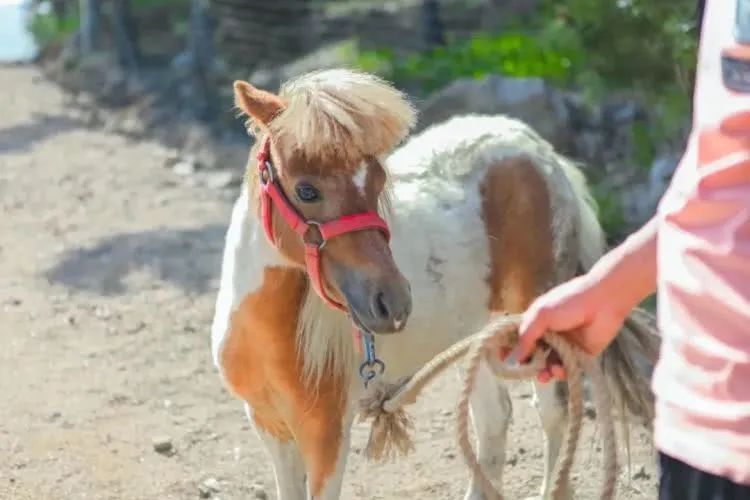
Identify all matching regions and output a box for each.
[597,97,650,170]
[632,464,650,480]
[621,152,680,230]
[649,153,680,201]
[251,482,267,499]
[159,148,181,168]
[125,320,146,335]
[584,403,597,420]
[94,305,111,319]
[151,436,173,454]
[573,131,605,165]
[247,40,363,93]
[172,161,196,176]
[417,75,574,154]
[199,477,221,498]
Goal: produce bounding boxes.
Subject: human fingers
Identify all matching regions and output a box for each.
[549,363,566,380]
[498,345,513,361]
[536,363,567,383]
[537,369,552,384]
[517,302,551,362]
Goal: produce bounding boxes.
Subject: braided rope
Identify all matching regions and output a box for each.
[359,314,619,500]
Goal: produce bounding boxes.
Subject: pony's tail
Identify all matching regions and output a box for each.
[599,309,660,425]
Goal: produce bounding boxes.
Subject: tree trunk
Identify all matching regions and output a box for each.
[112,0,141,73]
[188,0,218,121]
[421,0,445,48]
[78,0,101,54]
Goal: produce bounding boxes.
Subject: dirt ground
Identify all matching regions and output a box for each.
[0,65,659,500]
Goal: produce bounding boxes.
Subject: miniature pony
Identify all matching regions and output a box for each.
[211,69,657,499]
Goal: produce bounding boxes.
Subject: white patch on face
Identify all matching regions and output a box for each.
[352,161,368,195]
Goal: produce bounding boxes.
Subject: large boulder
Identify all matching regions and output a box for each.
[416,75,574,154]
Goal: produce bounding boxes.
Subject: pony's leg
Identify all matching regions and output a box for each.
[306,408,354,500]
[247,404,307,500]
[245,392,351,500]
[463,360,513,500]
[531,380,573,500]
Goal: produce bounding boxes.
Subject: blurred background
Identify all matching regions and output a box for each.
[7,0,698,244]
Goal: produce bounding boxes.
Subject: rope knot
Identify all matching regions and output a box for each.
[358,376,415,461]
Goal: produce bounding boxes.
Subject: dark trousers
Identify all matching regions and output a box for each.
[660,452,750,500]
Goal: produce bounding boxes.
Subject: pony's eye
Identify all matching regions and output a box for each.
[295,183,321,203]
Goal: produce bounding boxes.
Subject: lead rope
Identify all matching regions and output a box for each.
[357,314,619,500]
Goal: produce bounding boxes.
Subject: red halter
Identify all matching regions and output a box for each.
[256,136,391,311]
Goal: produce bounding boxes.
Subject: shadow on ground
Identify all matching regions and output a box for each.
[0,112,83,154]
[44,224,227,295]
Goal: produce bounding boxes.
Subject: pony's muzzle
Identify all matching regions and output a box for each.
[340,273,412,334]
[369,279,412,333]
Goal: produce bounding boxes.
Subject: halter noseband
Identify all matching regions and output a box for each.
[256,136,391,311]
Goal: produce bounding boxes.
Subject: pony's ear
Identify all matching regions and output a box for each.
[233,80,285,127]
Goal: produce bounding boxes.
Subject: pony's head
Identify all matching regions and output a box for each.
[234,69,416,334]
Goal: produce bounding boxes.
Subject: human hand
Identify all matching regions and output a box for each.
[511,274,630,383]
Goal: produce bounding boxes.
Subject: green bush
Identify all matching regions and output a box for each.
[357,1,697,113]
[29,11,79,47]
[397,32,576,94]
[354,32,577,94]
[351,0,698,238]
[591,187,627,242]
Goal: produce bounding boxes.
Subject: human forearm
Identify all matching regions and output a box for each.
[588,216,659,312]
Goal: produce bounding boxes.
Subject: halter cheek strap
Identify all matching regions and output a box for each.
[256,136,391,311]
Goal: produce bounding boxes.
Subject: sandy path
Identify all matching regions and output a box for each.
[0,65,658,500]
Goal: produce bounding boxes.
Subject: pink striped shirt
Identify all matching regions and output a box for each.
[653,0,750,484]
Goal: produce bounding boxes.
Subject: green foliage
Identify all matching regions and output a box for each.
[354,32,576,94]
[591,187,627,241]
[359,0,697,100]
[131,0,188,10]
[350,0,698,237]
[631,121,656,171]
[29,12,79,47]
[535,0,698,144]
[353,0,697,140]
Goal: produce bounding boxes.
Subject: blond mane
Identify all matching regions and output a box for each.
[269,69,417,166]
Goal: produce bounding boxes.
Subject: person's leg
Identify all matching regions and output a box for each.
[659,452,750,500]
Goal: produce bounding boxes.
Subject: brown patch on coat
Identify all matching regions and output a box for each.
[219,266,347,497]
[480,156,556,313]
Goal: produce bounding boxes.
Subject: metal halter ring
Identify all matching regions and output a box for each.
[304,220,327,250]
[260,160,275,185]
[359,359,386,386]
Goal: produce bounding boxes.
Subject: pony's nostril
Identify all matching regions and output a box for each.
[374,291,390,319]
